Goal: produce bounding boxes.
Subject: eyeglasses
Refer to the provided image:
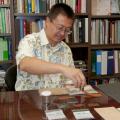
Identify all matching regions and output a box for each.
[52,21,72,35]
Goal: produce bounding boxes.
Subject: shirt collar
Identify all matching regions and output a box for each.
[39,28,64,51]
[39,28,49,46]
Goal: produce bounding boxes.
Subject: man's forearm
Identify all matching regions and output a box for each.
[19,56,64,75]
[19,56,86,87]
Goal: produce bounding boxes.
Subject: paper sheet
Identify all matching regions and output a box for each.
[72,109,94,119]
[84,85,99,94]
[94,107,120,120]
[45,109,67,120]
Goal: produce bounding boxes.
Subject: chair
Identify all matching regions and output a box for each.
[4,64,17,91]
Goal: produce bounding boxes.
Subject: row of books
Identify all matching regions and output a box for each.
[91,0,120,15]
[16,18,45,40]
[91,50,120,75]
[0,69,5,85]
[0,0,10,4]
[0,37,12,61]
[15,0,87,14]
[90,77,120,86]
[74,60,87,71]
[17,17,88,43]
[91,20,120,44]
[0,8,11,34]
[73,18,88,43]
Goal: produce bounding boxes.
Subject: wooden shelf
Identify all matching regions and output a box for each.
[14,13,47,17]
[0,4,10,8]
[68,43,89,48]
[14,13,88,18]
[0,60,14,64]
[91,15,120,19]
[0,33,12,37]
[90,44,120,49]
[75,13,88,17]
[90,74,120,80]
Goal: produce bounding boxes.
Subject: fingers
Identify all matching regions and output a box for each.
[80,69,86,85]
[73,69,86,88]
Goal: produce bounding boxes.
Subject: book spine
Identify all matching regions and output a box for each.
[96,50,102,75]
[107,50,114,75]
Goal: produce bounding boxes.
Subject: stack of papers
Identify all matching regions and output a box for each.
[67,87,85,95]
[38,85,99,96]
[45,109,67,120]
[72,109,94,119]
[84,85,99,94]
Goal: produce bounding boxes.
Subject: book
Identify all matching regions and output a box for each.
[114,50,119,73]
[101,51,107,75]
[111,0,120,14]
[96,50,102,75]
[107,50,114,75]
[91,51,96,75]
[91,0,111,15]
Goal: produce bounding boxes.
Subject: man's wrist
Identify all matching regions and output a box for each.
[57,64,66,74]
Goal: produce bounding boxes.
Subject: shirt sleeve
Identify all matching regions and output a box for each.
[64,45,75,68]
[16,35,35,65]
[63,45,76,85]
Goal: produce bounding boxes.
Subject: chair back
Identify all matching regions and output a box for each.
[4,64,17,91]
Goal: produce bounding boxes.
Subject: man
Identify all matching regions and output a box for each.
[15,3,86,91]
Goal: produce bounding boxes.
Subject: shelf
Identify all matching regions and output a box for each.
[75,13,88,17]
[68,43,89,48]
[0,4,10,8]
[90,44,120,49]
[14,13,47,17]
[0,60,14,64]
[91,15,120,19]
[0,33,12,37]
[14,13,88,18]
[90,74,120,80]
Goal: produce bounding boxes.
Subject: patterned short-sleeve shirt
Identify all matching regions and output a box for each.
[15,29,74,91]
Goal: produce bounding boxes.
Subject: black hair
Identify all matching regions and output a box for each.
[47,3,74,21]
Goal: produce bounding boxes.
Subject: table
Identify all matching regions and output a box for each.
[97,82,120,103]
[0,87,120,120]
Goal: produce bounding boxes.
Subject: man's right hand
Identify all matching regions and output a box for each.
[61,65,86,88]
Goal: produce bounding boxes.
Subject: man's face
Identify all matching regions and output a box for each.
[45,14,73,46]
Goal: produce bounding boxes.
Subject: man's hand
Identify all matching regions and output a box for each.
[61,65,86,87]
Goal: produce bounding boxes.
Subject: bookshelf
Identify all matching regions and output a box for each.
[0,0,15,66]
[89,0,120,85]
[0,0,15,88]
[13,0,120,85]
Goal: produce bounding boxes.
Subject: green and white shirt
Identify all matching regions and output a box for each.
[15,29,74,91]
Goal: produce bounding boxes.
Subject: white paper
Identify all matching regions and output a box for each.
[111,0,120,14]
[94,107,120,120]
[91,0,111,15]
[67,88,85,95]
[117,108,120,111]
[84,85,99,94]
[45,109,67,120]
[72,109,94,119]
